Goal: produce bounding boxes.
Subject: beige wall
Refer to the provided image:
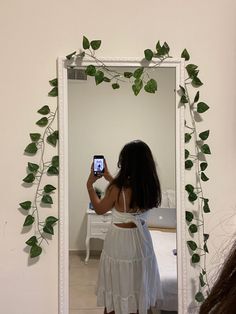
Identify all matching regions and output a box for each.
[0,0,236,313]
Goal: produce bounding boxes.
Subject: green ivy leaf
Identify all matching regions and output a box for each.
[28,162,39,173]
[194,91,200,103]
[124,72,133,78]
[199,130,210,141]
[203,198,210,213]
[200,162,208,171]
[112,83,120,90]
[189,224,198,233]
[185,160,194,170]
[185,211,194,222]
[197,102,209,113]
[203,233,209,241]
[195,291,205,302]
[199,273,206,287]
[192,76,203,87]
[19,201,31,210]
[24,143,38,154]
[201,144,211,154]
[185,149,190,159]
[103,77,111,82]
[43,224,54,235]
[188,192,198,202]
[41,194,53,204]
[23,173,35,183]
[66,51,76,60]
[37,105,50,115]
[47,132,58,147]
[85,65,96,76]
[30,244,42,258]
[30,133,41,142]
[132,79,143,96]
[44,184,56,193]
[47,166,59,175]
[192,253,200,264]
[144,49,153,61]
[203,243,209,253]
[186,64,198,78]
[181,48,190,61]
[52,155,59,167]
[25,236,38,246]
[144,79,157,94]
[91,40,101,50]
[185,184,194,193]
[185,133,192,143]
[23,215,35,227]
[48,87,58,97]
[95,70,104,85]
[187,240,197,251]
[201,172,209,182]
[180,95,188,104]
[133,67,144,79]
[179,85,186,94]
[45,216,58,225]
[83,36,90,49]
[36,117,48,127]
[49,78,58,87]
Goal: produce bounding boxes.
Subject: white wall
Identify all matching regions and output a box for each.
[68,67,175,250]
[0,0,236,313]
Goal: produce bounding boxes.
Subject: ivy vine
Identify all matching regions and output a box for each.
[20,36,210,305]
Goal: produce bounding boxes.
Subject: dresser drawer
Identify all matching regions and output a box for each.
[91,214,112,223]
[90,222,111,236]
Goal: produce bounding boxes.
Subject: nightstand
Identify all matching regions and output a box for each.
[85,208,112,263]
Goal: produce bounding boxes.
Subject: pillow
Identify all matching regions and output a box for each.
[146,207,176,229]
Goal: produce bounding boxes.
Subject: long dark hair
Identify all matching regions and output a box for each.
[199,239,236,314]
[109,140,161,211]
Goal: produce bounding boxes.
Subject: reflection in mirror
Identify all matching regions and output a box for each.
[68,66,178,313]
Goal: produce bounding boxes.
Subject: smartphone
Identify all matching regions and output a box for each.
[93,155,105,176]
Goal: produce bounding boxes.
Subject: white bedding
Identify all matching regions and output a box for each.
[150,230,178,311]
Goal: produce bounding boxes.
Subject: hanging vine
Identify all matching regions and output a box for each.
[19,36,210,304]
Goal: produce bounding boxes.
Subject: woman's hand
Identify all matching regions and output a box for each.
[103,159,113,182]
[86,163,101,189]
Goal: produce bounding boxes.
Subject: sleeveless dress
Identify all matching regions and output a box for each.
[96,190,163,314]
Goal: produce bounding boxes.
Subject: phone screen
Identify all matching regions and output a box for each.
[93,155,104,175]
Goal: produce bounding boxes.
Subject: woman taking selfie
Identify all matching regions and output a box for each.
[87,140,163,314]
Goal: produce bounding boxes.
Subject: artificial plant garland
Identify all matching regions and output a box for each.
[19,36,210,304]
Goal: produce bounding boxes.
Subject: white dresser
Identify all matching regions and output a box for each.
[85,208,112,263]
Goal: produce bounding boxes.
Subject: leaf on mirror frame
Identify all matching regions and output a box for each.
[36,117,48,127]
[28,162,39,173]
[188,192,198,202]
[30,133,41,142]
[45,216,58,225]
[19,201,32,210]
[191,253,200,264]
[82,36,90,49]
[156,40,161,52]
[132,79,143,96]
[37,105,50,115]
[48,86,58,97]
[199,130,210,141]
[52,155,59,167]
[85,65,96,76]
[47,166,59,175]
[200,162,208,171]
[144,79,157,94]
[23,173,35,184]
[144,49,153,61]
[185,133,192,143]
[112,83,120,90]
[24,142,38,154]
[197,102,209,113]
[201,144,211,154]
[187,240,197,251]
[181,48,190,61]
[179,85,186,94]
[23,215,35,227]
[44,184,56,193]
[185,149,190,159]
[43,224,54,235]
[203,243,209,253]
[186,64,198,78]
[103,77,111,82]
[203,198,210,213]
[49,78,58,87]
[66,51,77,60]
[25,236,38,246]
[185,184,194,193]
[185,160,194,170]
[91,40,101,50]
[41,194,53,204]
[95,70,104,85]
[192,76,203,87]
[189,224,198,234]
[30,244,42,258]
[195,291,205,302]
[194,91,200,103]
[201,172,209,182]
[203,233,209,241]
[199,273,206,287]
[133,67,144,79]
[124,72,133,78]
[185,211,194,222]
[47,132,58,147]
[180,95,188,104]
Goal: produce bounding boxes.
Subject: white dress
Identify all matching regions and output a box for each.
[96,191,163,314]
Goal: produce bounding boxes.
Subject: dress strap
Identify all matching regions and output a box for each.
[122,189,127,212]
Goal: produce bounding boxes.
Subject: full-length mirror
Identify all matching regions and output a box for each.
[58,58,185,314]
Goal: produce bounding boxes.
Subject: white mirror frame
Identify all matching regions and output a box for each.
[57,57,186,314]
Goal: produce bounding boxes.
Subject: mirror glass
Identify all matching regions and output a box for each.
[67,65,178,313]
